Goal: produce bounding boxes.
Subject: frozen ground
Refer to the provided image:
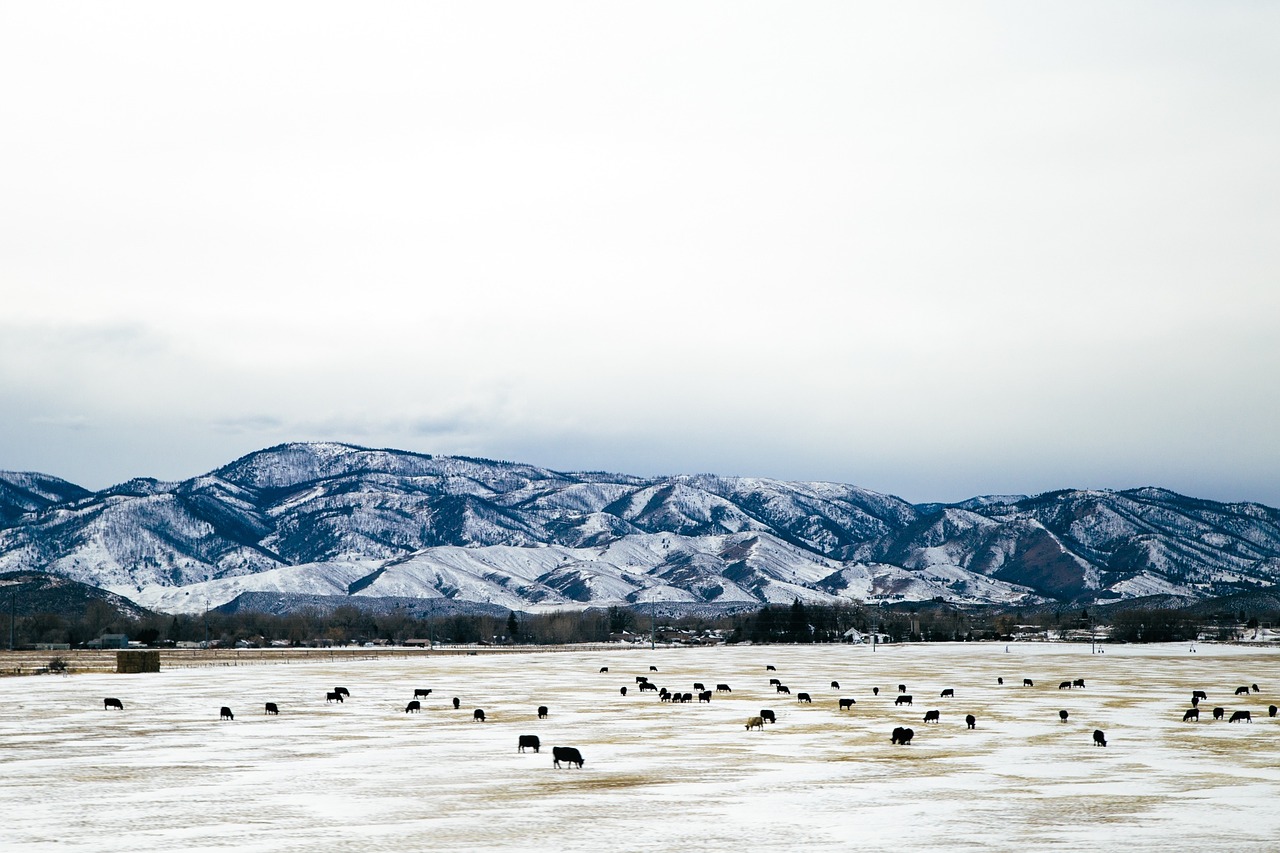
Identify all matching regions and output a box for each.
[3,642,1279,852]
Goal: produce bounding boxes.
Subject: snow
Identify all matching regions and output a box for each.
[4,643,1280,851]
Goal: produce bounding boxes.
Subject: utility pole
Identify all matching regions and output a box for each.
[9,592,15,651]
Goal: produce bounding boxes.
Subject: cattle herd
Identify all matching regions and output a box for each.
[93,656,1278,769]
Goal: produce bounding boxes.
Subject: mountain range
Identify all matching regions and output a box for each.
[2,442,1278,615]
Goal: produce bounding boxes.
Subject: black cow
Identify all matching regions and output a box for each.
[716,684,732,693]
[766,665,777,671]
[831,681,840,689]
[553,746,585,769]
[965,714,976,729]
[898,684,906,694]
[760,709,776,724]
[872,687,879,696]
[1182,708,1199,722]
[1213,706,1225,720]
[1230,710,1252,723]
[923,710,940,723]
[414,689,431,699]
[1235,686,1250,695]
[599,667,608,673]
[1192,690,1208,701]
[473,709,486,722]
[698,691,712,703]
[681,693,693,703]
[940,689,954,698]
[405,701,421,713]
[997,677,1004,685]
[1059,681,1072,690]
[693,682,705,691]
[326,692,343,704]
[636,677,649,684]
[538,705,548,719]
[650,666,658,672]
[639,682,657,692]
[891,726,914,745]
[839,698,856,710]
[1192,696,1200,707]
[453,697,461,709]
[1093,729,1106,747]
[220,706,234,721]
[660,691,671,703]
[1023,679,1034,687]
[1252,683,1260,693]
[518,735,540,753]
[769,678,781,686]
[104,698,123,711]
[777,685,791,694]
[334,687,350,697]
[797,693,812,703]
[1073,679,1085,688]
[265,702,279,715]
[895,695,913,706]
[1059,710,1069,722]
[1270,705,1277,718]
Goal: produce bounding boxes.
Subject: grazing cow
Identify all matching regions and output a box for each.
[660,692,672,703]
[797,693,812,703]
[831,681,840,689]
[1059,681,1072,690]
[769,678,781,686]
[760,709,776,724]
[1192,696,1200,707]
[940,689,954,698]
[1059,710,1069,723]
[636,677,649,684]
[220,707,234,721]
[1093,729,1106,747]
[453,697,461,709]
[414,689,431,699]
[334,687,350,697]
[699,691,712,703]
[1192,690,1208,701]
[898,684,906,694]
[620,686,628,696]
[639,682,658,692]
[681,693,693,703]
[716,684,732,693]
[839,698,856,710]
[891,726,914,745]
[1213,707,1225,720]
[650,666,658,671]
[599,667,608,673]
[693,682,705,691]
[1270,705,1278,718]
[895,695,913,706]
[777,685,791,694]
[872,687,879,696]
[473,709,486,722]
[518,735,540,753]
[1182,708,1199,722]
[405,701,421,713]
[104,698,123,711]
[997,677,1004,685]
[552,746,585,769]
[965,714,976,729]
[923,710,940,724]
[326,692,343,704]
[1235,686,1250,696]
[1230,710,1252,723]
[1252,683,1260,693]
[745,716,764,731]
[1023,679,1034,687]
[766,665,777,671]
[538,705,548,719]
[1073,679,1085,688]
[265,702,279,715]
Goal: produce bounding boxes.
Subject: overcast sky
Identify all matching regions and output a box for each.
[2,2,1278,506]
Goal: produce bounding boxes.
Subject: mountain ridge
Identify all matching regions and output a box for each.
[2,442,1278,614]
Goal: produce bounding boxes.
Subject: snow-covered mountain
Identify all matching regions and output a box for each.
[2,442,1278,614]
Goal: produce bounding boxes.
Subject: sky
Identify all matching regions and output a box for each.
[2,2,1278,507]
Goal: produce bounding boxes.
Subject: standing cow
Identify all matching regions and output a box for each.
[518,735,541,753]
[965,714,976,729]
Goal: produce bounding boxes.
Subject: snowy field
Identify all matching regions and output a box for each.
[3,642,1279,853]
